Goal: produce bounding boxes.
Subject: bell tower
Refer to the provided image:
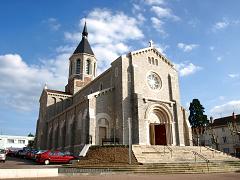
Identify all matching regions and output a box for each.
[65,22,97,94]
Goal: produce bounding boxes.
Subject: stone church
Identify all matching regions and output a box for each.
[35,22,192,154]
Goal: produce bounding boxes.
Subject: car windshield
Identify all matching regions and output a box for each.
[36,150,47,154]
[0,149,6,153]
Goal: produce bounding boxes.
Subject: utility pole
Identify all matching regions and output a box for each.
[128,118,132,165]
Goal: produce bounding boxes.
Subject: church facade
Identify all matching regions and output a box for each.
[35,23,192,155]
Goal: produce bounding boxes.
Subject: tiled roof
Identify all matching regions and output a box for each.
[212,114,240,126]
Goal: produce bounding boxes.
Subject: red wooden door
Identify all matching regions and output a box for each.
[155,124,167,145]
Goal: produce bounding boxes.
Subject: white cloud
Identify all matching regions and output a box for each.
[151,6,180,21]
[228,73,239,79]
[65,8,144,72]
[213,20,229,30]
[177,43,199,52]
[144,0,165,5]
[0,53,69,111]
[43,18,61,31]
[212,18,240,32]
[210,100,240,118]
[174,62,202,77]
[151,17,166,35]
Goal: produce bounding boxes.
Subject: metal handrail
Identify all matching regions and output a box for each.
[164,145,173,158]
[204,146,215,157]
[192,151,209,172]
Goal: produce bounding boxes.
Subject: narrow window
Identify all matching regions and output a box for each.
[93,63,96,76]
[115,67,118,77]
[152,57,155,65]
[86,59,91,75]
[155,59,158,66]
[69,61,73,75]
[99,83,103,91]
[76,59,81,74]
[148,57,151,64]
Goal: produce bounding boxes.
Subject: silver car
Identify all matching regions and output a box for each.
[0,149,6,163]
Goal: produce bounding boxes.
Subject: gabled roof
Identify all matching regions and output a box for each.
[73,22,94,55]
[212,114,240,127]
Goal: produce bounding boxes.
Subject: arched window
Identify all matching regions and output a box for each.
[148,57,151,64]
[152,57,155,65]
[93,63,96,76]
[76,59,81,74]
[155,59,158,66]
[99,83,103,91]
[86,59,91,75]
[69,61,73,75]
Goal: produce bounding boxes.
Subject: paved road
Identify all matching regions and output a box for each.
[0,156,61,169]
[4,173,240,180]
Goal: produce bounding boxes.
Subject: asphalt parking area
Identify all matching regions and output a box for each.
[0,156,62,169]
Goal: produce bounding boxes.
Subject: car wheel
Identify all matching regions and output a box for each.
[44,159,50,165]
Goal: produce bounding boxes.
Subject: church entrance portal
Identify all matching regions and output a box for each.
[150,124,167,145]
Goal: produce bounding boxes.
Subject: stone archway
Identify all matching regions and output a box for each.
[145,104,173,145]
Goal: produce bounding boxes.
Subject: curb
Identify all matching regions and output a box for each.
[0,168,58,179]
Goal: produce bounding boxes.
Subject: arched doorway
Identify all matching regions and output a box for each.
[146,104,173,145]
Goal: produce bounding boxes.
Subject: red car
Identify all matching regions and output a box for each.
[35,150,76,165]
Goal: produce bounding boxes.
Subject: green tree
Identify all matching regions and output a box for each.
[188,99,208,145]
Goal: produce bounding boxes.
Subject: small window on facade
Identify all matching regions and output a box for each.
[69,61,73,75]
[128,72,131,82]
[148,57,151,64]
[93,63,96,76]
[86,59,91,75]
[18,140,25,144]
[99,83,103,91]
[115,67,118,77]
[76,59,81,74]
[152,57,155,65]
[223,136,227,143]
[155,59,158,66]
[223,148,229,153]
[8,139,14,143]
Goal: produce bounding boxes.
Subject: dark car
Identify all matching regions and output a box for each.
[35,150,76,165]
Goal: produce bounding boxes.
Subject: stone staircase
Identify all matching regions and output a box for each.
[132,145,239,164]
[61,161,240,174]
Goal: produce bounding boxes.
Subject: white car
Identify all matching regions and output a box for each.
[0,149,6,163]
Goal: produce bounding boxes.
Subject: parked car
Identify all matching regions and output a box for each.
[35,150,76,165]
[0,149,6,163]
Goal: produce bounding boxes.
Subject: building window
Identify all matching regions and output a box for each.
[7,139,14,143]
[222,127,225,132]
[18,140,25,144]
[222,136,227,143]
[115,67,118,77]
[148,57,151,64]
[86,59,91,75]
[69,61,73,75]
[155,59,158,66]
[151,57,155,65]
[93,62,96,76]
[223,148,229,153]
[76,59,81,74]
[99,83,103,91]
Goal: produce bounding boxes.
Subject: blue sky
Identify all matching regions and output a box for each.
[0,0,240,136]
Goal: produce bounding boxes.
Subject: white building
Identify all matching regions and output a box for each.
[199,114,240,157]
[0,135,34,150]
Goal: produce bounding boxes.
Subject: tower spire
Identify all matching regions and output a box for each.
[82,21,88,38]
[73,21,94,55]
